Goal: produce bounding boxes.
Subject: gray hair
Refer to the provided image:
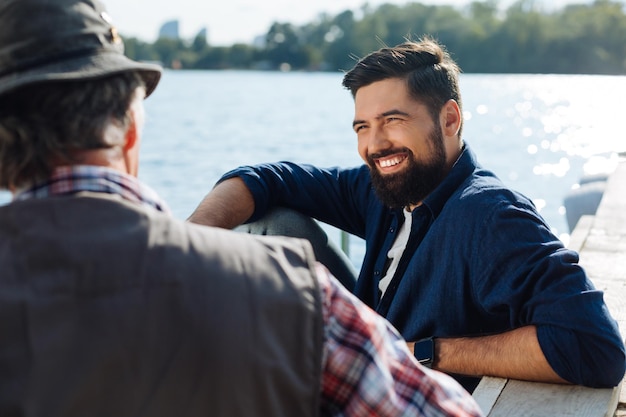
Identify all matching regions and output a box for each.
[0,71,144,188]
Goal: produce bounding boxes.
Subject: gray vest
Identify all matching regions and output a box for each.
[0,192,323,417]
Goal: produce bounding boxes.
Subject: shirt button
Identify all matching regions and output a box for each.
[389,227,395,233]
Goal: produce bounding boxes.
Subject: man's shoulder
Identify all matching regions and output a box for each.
[457,169,535,210]
[2,192,320,271]
[152,213,320,280]
[434,169,542,234]
[186,221,318,268]
[2,194,322,295]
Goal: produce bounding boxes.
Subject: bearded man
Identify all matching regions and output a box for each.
[188,38,625,392]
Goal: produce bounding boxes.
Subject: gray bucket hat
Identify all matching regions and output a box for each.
[0,0,162,98]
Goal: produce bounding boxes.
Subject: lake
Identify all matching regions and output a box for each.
[2,70,625,265]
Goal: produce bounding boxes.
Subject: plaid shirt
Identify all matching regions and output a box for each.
[15,165,482,417]
[14,165,170,213]
[316,264,482,417]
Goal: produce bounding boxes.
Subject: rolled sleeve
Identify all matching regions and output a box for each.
[473,197,625,387]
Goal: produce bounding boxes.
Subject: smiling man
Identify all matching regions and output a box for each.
[354,76,457,210]
[188,38,625,391]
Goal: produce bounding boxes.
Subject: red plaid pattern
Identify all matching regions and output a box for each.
[14,165,170,213]
[316,264,483,416]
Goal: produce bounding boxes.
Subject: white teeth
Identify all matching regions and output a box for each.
[379,156,404,168]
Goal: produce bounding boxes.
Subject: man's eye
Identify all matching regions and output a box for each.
[354,125,366,132]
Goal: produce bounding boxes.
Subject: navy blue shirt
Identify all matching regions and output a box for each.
[221,143,625,388]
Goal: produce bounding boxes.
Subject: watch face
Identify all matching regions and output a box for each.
[414,338,434,366]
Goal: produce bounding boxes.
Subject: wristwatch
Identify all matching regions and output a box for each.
[413,337,435,368]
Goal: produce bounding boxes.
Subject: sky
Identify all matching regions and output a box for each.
[103,0,609,46]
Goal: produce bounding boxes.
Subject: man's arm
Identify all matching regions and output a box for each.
[408,326,568,384]
[187,177,254,228]
[458,193,624,387]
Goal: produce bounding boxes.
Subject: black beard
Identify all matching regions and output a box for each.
[367,129,447,209]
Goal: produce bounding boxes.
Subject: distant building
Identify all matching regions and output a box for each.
[158,20,179,40]
[196,27,207,39]
[253,34,266,48]
[194,27,208,45]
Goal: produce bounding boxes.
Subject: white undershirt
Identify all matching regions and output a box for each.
[378,209,412,296]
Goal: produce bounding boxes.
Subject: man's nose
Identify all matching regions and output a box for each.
[367,125,393,155]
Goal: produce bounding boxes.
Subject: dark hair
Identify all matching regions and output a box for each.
[0,71,144,188]
[342,37,463,134]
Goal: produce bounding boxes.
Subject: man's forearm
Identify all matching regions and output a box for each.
[409,326,568,384]
[187,177,255,228]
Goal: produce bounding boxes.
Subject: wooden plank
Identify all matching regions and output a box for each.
[568,214,595,252]
[582,233,626,255]
[472,377,508,414]
[484,380,620,417]
[593,162,626,229]
[580,251,626,282]
[580,162,626,417]
[616,383,626,417]
[570,163,626,304]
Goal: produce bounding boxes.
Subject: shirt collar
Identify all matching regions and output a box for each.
[14,165,170,214]
[419,142,479,219]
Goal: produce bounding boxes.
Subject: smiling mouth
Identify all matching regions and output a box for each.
[376,153,407,169]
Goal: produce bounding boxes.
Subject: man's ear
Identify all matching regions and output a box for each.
[121,104,143,177]
[441,99,462,137]
[123,116,138,152]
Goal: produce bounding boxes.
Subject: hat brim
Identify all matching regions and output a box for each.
[0,51,162,98]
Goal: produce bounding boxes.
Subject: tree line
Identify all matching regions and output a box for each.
[123,0,626,74]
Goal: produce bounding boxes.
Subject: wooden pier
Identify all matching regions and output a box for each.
[473,158,626,416]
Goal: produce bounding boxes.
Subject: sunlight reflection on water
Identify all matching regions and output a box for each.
[461,73,625,246]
